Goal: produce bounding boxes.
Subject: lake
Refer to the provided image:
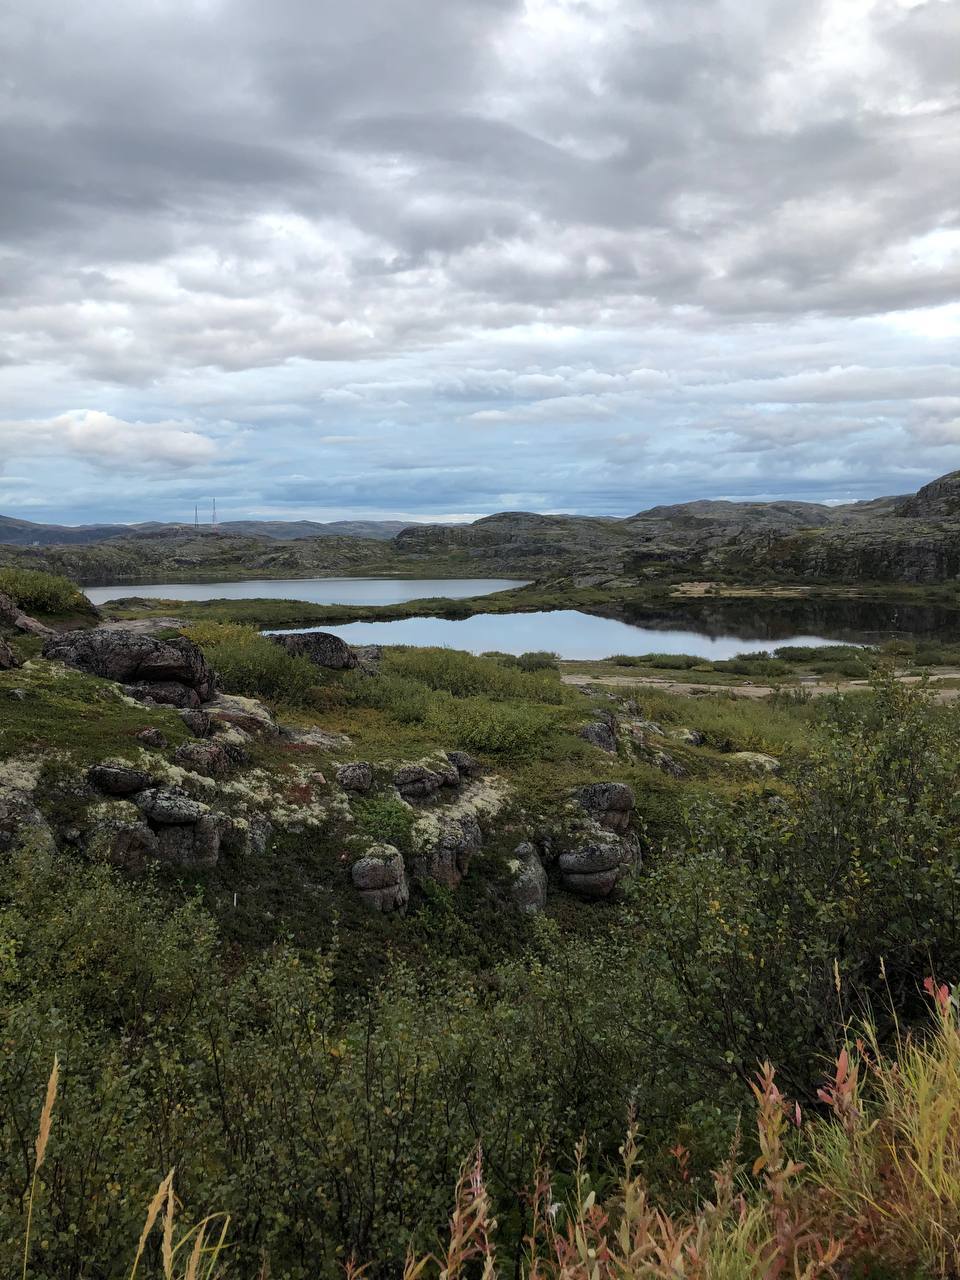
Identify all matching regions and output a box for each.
[269,610,847,661]
[83,577,528,606]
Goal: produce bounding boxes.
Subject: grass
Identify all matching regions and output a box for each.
[183,621,325,704]
[0,568,97,618]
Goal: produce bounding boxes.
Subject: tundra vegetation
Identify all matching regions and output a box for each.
[2,571,960,1277]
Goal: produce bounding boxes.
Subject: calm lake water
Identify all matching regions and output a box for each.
[272,610,845,661]
[83,577,528,606]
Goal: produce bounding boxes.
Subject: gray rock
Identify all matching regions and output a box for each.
[89,819,160,872]
[88,762,155,796]
[336,762,374,793]
[219,813,273,858]
[0,637,20,670]
[411,814,482,889]
[135,727,168,748]
[134,787,210,825]
[447,750,481,779]
[205,693,280,739]
[180,709,213,737]
[125,680,202,709]
[154,814,220,869]
[394,764,442,800]
[270,631,358,670]
[671,727,704,746]
[574,782,635,833]
[0,592,53,637]
[578,721,618,753]
[508,842,548,913]
[729,751,780,774]
[558,828,639,898]
[354,645,383,674]
[43,630,214,700]
[173,740,234,779]
[652,750,687,778]
[351,843,409,913]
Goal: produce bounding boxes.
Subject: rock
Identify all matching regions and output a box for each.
[729,751,780,774]
[220,813,273,858]
[671,727,704,746]
[88,762,155,796]
[7,688,26,701]
[447,750,481,779]
[135,727,168,748]
[0,591,53,637]
[173,740,234,779]
[134,787,210,825]
[125,680,203,709]
[354,644,383,674]
[508,842,547,913]
[578,720,618,753]
[394,763,443,800]
[205,693,280,739]
[351,843,409,913]
[43,630,214,701]
[574,782,635,833]
[0,792,56,855]
[282,726,351,749]
[652,750,687,778]
[154,815,221,869]
[269,631,358,670]
[336,762,374,793]
[88,818,160,872]
[180,709,213,737]
[559,829,639,898]
[411,814,482,889]
[0,637,20,670]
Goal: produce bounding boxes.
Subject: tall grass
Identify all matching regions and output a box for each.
[0,568,93,616]
[184,622,322,704]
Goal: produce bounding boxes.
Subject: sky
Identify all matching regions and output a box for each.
[1,0,958,526]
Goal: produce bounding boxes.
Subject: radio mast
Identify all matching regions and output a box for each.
[212,498,217,527]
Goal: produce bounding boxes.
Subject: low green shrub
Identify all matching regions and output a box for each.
[184,622,321,703]
[354,795,415,852]
[0,568,92,616]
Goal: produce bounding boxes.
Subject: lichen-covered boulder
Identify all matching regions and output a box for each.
[270,631,358,670]
[508,842,548,913]
[394,764,442,800]
[729,751,780,774]
[134,787,210,825]
[578,720,618,753]
[154,814,221,869]
[87,814,160,872]
[180,709,213,737]
[411,814,482,889]
[351,844,409,913]
[574,782,635,833]
[43,629,214,700]
[558,829,639,898]
[205,693,280,739]
[447,750,481,779]
[135,727,168,748]
[88,762,155,796]
[173,740,236,779]
[336,762,374,793]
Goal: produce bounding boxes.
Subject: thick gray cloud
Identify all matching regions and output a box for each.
[0,0,958,523]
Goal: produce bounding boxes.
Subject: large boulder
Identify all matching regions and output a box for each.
[336,762,374,793]
[574,782,635,834]
[270,631,358,670]
[43,630,214,702]
[558,829,639,898]
[578,719,618,753]
[87,815,160,872]
[154,815,221,869]
[88,762,155,796]
[351,843,409,913]
[173,740,236,779]
[205,692,279,739]
[134,787,211,825]
[411,814,482,889]
[394,764,443,800]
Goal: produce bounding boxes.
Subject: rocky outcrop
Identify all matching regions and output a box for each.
[351,844,409,913]
[336,762,374,793]
[270,631,358,670]
[447,751,481,779]
[134,787,210,825]
[42,630,214,706]
[135,727,168,748]
[729,751,780,773]
[394,764,443,800]
[173,739,239,778]
[508,842,547,913]
[578,718,618,753]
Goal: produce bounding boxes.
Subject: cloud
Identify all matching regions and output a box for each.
[0,0,957,521]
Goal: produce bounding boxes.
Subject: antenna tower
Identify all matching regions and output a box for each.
[194,504,199,530]
[212,498,217,527]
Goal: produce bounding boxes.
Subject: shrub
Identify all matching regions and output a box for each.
[184,622,321,703]
[354,795,415,852]
[516,651,559,673]
[0,568,92,616]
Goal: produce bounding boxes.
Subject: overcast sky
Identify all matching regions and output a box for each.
[1,0,958,525]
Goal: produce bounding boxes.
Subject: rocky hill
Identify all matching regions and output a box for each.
[0,513,414,547]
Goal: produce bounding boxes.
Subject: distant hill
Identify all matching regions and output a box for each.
[0,514,414,546]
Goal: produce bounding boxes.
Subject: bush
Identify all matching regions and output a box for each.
[354,795,415,851]
[0,568,92,616]
[184,622,321,703]
[516,651,559,673]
